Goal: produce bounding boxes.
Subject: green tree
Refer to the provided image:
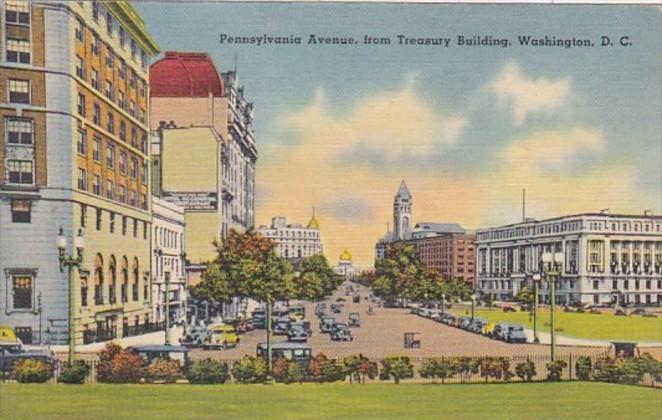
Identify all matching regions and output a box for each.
[515,360,536,382]
[457,357,480,383]
[373,243,421,299]
[575,356,592,381]
[295,254,339,301]
[380,356,414,384]
[436,359,457,384]
[515,286,535,306]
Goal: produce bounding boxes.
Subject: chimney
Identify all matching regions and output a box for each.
[600,208,610,215]
[644,210,652,216]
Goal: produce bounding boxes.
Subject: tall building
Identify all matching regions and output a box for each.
[393,180,412,241]
[475,211,662,305]
[0,1,159,344]
[149,51,257,264]
[257,214,323,260]
[151,197,186,324]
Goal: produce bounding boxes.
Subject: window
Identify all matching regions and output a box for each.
[92,174,101,195]
[12,275,33,310]
[77,93,86,116]
[133,219,138,237]
[92,1,100,20]
[107,112,115,133]
[106,144,115,168]
[130,128,137,147]
[130,39,137,59]
[6,1,31,25]
[129,101,136,118]
[118,91,125,109]
[129,70,137,89]
[118,185,126,203]
[122,216,127,235]
[75,18,84,41]
[119,59,126,79]
[6,38,30,63]
[130,157,137,179]
[141,193,147,210]
[106,48,114,68]
[105,10,113,35]
[75,129,87,155]
[92,136,101,161]
[109,212,115,233]
[11,199,31,223]
[90,68,99,90]
[119,121,126,141]
[141,161,148,184]
[141,52,148,71]
[141,135,148,154]
[119,150,127,174]
[143,223,148,240]
[119,27,126,48]
[130,190,137,207]
[7,160,33,184]
[77,168,87,190]
[92,103,101,124]
[8,79,30,103]
[91,32,100,55]
[96,208,102,231]
[106,180,115,200]
[6,117,33,145]
[105,80,114,101]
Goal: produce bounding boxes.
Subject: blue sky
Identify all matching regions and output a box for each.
[136,3,661,266]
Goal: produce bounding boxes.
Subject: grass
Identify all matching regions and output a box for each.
[1,382,660,419]
[450,307,662,342]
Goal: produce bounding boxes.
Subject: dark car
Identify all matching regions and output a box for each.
[180,324,209,347]
[440,313,456,325]
[348,312,362,327]
[287,322,312,342]
[468,318,488,334]
[331,323,353,341]
[505,325,527,343]
[320,316,336,333]
[273,317,291,335]
[352,294,360,303]
[257,342,312,368]
[330,304,342,314]
[130,345,190,366]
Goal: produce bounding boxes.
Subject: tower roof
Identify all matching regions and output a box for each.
[339,249,352,261]
[150,51,224,98]
[395,180,411,199]
[307,208,320,230]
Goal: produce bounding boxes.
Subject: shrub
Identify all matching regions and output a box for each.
[593,357,647,385]
[419,359,438,382]
[515,360,536,382]
[186,359,230,384]
[456,357,479,383]
[231,356,267,384]
[546,359,567,381]
[59,361,90,384]
[638,353,662,387]
[380,356,413,384]
[479,357,512,383]
[12,359,52,383]
[146,358,181,383]
[308,353,343,383]
[356,357,378,384]
[272,357,291,383]
[575,356,592,381]
[97,343,145,383]
[286,361,306,384]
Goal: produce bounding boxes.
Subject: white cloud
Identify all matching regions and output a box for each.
[491,63,572,126]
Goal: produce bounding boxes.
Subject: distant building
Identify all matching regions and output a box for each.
[334,250,360,280]
[476,211,662,305]
[257,214,323,260]
[152,197,186,324]
[375,182,476,285]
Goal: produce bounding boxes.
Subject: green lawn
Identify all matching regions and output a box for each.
[450,307,662,342]
[1,382,660,419]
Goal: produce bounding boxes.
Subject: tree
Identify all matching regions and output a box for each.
[515,286,535,306]
[380,356,414,384]
[575,356,592,381]
[546,359,567,381]
[194,229,295,374]
[482,294,495,308]
[457,357,480,383]
[298,254,339,298]
[515,360,536,382]
[436,359,457,384]
[373,243,421,299]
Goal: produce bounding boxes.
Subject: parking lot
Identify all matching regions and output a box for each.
[190,287,611,361]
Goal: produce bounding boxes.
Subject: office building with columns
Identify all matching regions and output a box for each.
[0,1,159,344]
[257,215,323,260]
[476,211,662,306]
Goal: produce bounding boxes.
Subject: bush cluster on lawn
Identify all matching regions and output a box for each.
[232,356,267,384]
[59,361,90,384]
[12,359,52,383]
[575,356,592,381]
[379,356,414,384]
[479,357,513,383]
[546,360,567,381]
[307,353,343,383]
[97,343,145,383]
[591,354,661,385]
[515,360,536,382]
[419,358,458,384]
[186,359,230,384]
[272,357,306,384]
[145,358,182,383]
[342,354,378,384]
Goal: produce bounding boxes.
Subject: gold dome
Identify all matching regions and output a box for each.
[339,249,352,261]
[307,208,320,230]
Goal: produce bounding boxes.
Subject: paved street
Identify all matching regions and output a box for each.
[190,287,612,361]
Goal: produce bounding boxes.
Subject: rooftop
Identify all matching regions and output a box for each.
[150,51,224,98]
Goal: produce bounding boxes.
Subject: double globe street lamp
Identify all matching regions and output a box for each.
[540,251,565,361]
[57,227,85,363]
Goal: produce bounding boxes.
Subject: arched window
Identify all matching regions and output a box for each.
[121,256,129,303]
[94,254,104,305]
[108,255,117,304]
[132,258,139,301]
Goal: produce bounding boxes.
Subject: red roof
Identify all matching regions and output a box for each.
[150,51,224,98]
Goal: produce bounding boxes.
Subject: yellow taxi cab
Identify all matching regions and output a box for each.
[203,324,240,350]
[483,321,497,337]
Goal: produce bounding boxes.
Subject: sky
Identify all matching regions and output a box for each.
[135,3,662,268]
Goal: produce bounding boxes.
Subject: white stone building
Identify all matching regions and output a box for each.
[476,211,662,306]
[257,214,323,260]
[152,197,186,324]
[334,250,360,280]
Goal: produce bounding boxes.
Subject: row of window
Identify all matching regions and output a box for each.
[80,204,149,240]
[76,93,147,149]
[76,128,148,178]
[479,219,662,241]
[77,167,147,210]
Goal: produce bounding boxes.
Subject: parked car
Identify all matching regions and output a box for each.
[483,321,497,336]
[273,317,292,335]
[353,294,361,303]
[320,316,336,333]
[203,324,240,350]
[417,307,431,317]
[0,326,56,374]
[287,321,312,342]
[502,305,517,313]
[441,313,456,325]
[348,312,362,327]
[131,345,190,366]
[288,305,306,321]
[383,298,405,308]
[331,323,353,341]
[330,304,342,314]
[492,322,521,341]
[630,308,647,316]
[468,318,488,334]
[251,309,267,329]
[180,324,209,347]
[457,316,472,329]
[505,324,527,343]
[336,297,347,302]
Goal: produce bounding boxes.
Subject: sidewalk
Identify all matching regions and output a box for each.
[49,327,184,354]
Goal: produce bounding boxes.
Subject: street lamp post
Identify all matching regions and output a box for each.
[532,274,541,344]
[541,251,564,361]
[441,293,446,316]
[470,293,477,321]
[155,248,170,345]
[57,227,85,363]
